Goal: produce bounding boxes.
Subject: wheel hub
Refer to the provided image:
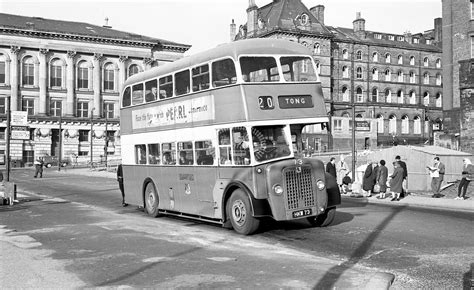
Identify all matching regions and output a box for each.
[232,200,246,226]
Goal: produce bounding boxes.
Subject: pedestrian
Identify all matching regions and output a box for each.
[395,155,408,197]
[362,161,377,197]
[336,155,348,189]
[389,161,404,201]
[427,156,445,198]
[376,159,388,199]
[117,164,127,207]
[326,157,337,179]
[33,156,44,178]
[456,158,474,200]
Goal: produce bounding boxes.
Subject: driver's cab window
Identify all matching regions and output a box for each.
[232,127,250,165]
[252,125,291,162]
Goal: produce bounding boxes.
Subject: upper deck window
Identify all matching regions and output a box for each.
[240,56,279,82]
[132,83,144,105]
[192,64,210,92]
[212,58,237,87]
[175,69,190,96]
[159,75,173,99]
[122,87,131,107]
[281,56,317,82]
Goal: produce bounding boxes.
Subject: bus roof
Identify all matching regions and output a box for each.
[123,38,312,88]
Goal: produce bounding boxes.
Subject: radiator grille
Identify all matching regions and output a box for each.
[284,166,315,210]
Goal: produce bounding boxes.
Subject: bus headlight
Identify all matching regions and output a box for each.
[273,184,283,195]
[316,180,325,191]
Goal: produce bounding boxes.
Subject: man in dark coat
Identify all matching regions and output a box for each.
[395,155,408,197]
[389,161,404,201]
[376,160,388,199]
[326,157,337,179]
[362,162,377,197]
[117,164,127,207]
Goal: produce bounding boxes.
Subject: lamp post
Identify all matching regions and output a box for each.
[104,110,108,168]
[90,107,95,169]
[57,113,62,171]
[5,96,11,181]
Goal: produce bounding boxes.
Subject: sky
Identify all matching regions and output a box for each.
[0,0,441,55]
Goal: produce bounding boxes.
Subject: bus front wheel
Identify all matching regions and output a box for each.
[144,182,160,218]
[307,207,336,227]
[226,189,260,235]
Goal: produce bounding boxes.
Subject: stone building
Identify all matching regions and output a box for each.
[441,0,474,154]
[0,13,190,166]
[232,0,443,152]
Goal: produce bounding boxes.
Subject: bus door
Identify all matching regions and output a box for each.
[194,140,218,217]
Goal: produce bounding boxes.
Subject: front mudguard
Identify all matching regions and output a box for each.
[325,172,341,207]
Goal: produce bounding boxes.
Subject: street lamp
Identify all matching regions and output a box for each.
[57,113,62,172]
[104,110,108,168]
[5,95,11,181]
[90,107,95,169]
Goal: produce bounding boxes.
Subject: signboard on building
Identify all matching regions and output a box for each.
[11,111,28,126]
[355,121,370,131]
[11,126,30,140]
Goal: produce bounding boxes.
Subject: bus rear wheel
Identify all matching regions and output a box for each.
[226,189,260,235]
[307,207,336,227]
[144,182,160,217]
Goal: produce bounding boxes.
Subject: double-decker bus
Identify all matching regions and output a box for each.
[120,38,340,235]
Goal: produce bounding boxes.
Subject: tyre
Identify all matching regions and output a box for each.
[144,182,160,217]
[307,207,336,227]
[226,189,260,235]
[45,163,52,168]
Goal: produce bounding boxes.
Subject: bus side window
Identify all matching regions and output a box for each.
[135,144,147,164]
[162,143,176,165]
[232,127,250,165]
[145,79,158,102]
[148,143,160,164]
[212,58,237,87]
[177,141,193,165]
[122,87,131,107]
[218,129,231,165]
[132,83,144,105]
[192,64,210,92]
[175,69,190,96]
[159,75,172,99]
[195,140,215,165]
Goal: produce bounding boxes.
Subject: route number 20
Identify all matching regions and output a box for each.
[258,96,274,110]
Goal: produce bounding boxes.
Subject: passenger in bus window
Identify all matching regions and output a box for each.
[159,90,167,99]
[163,152,174,165]
[233,131,250,165]
[145,87,158,102]
[179,151,192,165]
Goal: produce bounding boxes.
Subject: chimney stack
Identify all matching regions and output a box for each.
[247,0,258,37]
[230,19,237,41]
[310,5,325,25]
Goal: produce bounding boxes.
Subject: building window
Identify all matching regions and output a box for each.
[372,68,379,80]
[128,64,140,77]
[50,59,62,88]
[374,34,382,40]
[50,100,62,117]
[397,71,404,82]
[0,55,5,84]
[435,58,441,68]
[372,88,379,102]
[414,116,421,134]
[423,73,430,84]
[426,39,432,45]
[397,36,405,41]
[436,73,442,85]
[385,69,391,81]
[77,61,89,90]
[436,93,442,107]
[413,38,419,44]
[410,56,415,65]
[356,67,362,79]
[423,57,429,67]
[315,62,320,75]
[401,116,409,134]
[78,130,89,142]
[385,53,391,63]
[409,71,416,83]
[409,91,416,104]
[342,49,348,59]
[397,90,404,104]
[471,36,474,58]
[389,115,397,134]
[356,87,363,102]
[103,102,114,119]
[333,119,342,131]
[342,66,349,78]
[377,115,384,133]
[423,92,430,106]
[0,97,4,114]
[77,101,89,118]
[342,86,349,102]
[103,63,115,91]
[22,98,34,115]
[356,51,362,60]
[313,43,320,54]
[385,89,392,103]
[388,35,395,41]
[372,52,378,62]
[397,55,403,64]
[22,56,35,86]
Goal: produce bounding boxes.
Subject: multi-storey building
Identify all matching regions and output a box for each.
[442,0,474,154]
[0,13,190,166]
[232,0,443,152]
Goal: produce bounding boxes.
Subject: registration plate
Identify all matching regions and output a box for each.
[292,209,312,218]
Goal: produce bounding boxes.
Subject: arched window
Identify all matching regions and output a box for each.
[372,68,379,80]
[342,86,349,102]
[342,49,348,59]
[356,87,363,102]
[128,64,140,77]
[398,55,403,64]
[103,63,115,91]
[385,53,391,63]
[436,93,442,107]
[409,71,416,83]
[423,92,430,106]
[50,58,63,88]
[397,90,404,104]
[409,91,416,104]
[356,50,362,60]
[410,56,415,65]
[313,43,321,54]
[315,62,320,75]
[414,116,421,134]
[401,115,409,134]
[423,57,429,67]
[372,88,379,102]
[385,89,392,103]
[77,61,89,90]
[0,54,6,84]
[385,69,391,81]
[377,114,384,133]
[397,71,404,82]
[436,73,442,85]
[22,56,35,86]
[342,66,349,78]
[423,72,430,84]
[372,52,379,62]
[389,115,397,134]
[356,67,362,79]
[425,116,430,134]
[436,58,441,68]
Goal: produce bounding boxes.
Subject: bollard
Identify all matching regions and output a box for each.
[4,181,17,205]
